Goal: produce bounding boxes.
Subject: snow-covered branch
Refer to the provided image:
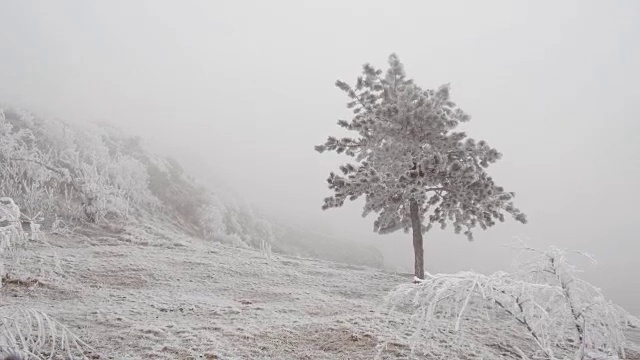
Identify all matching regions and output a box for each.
[378,244,637,359]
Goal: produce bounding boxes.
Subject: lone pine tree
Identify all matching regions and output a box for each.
[315,54,527,280]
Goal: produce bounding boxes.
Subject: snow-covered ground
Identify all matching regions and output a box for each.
[2,225,639,359]
[1,226,415,359]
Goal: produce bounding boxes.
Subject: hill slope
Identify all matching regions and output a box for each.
[0,105,384,268]
[1,228,408,359]
[2,106,639,359]
[2,228,639,360]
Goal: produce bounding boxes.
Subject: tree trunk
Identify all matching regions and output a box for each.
[409,199,424,280]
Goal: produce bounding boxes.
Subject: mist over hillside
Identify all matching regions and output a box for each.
[0,106,384,269]
[2,1,640,358]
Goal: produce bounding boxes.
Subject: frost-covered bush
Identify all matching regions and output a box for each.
[142,155,212,233]
[220,201,271,249]
[198,203,227,240]
[0,197,24,282]
[0,197,45,287]
[0,306,94,359]
[0,107,159,225]
[378,244,638,359]
[0,199,93,357]
[2,105,380,267]
[0,110,58,219]
[0,198,22,236]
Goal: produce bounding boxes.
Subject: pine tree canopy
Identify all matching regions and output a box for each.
[316,54,526,240]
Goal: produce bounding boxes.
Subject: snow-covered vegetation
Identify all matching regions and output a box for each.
[0,229,403,359]
[0,58,638,359]
[379,243,640,359]
[0,105,383,358]
[316,54,526,279]
[0,107,382,267]
[0,229,637,359]
[313,54,638,359]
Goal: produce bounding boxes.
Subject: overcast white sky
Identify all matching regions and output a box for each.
[1,0,639,314]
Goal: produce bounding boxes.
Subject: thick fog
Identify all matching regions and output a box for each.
[1,1,639,313]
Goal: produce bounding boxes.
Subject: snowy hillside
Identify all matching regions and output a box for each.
[1,227,407,359]
[2,228,639,359]
[2,107,639,359]
[0,106,383,268]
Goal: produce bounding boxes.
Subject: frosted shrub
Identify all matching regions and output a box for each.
[378,245,638,359]
[0,110,58,219]
[226,233,249,248]
[0,197,45,287]
[0,198,24,282]
[0,306,94,359]
[1,107,160,225]
[197,203,227,240]
[0,198,92,358]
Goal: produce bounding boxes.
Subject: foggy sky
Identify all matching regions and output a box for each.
[1,1,639,314]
